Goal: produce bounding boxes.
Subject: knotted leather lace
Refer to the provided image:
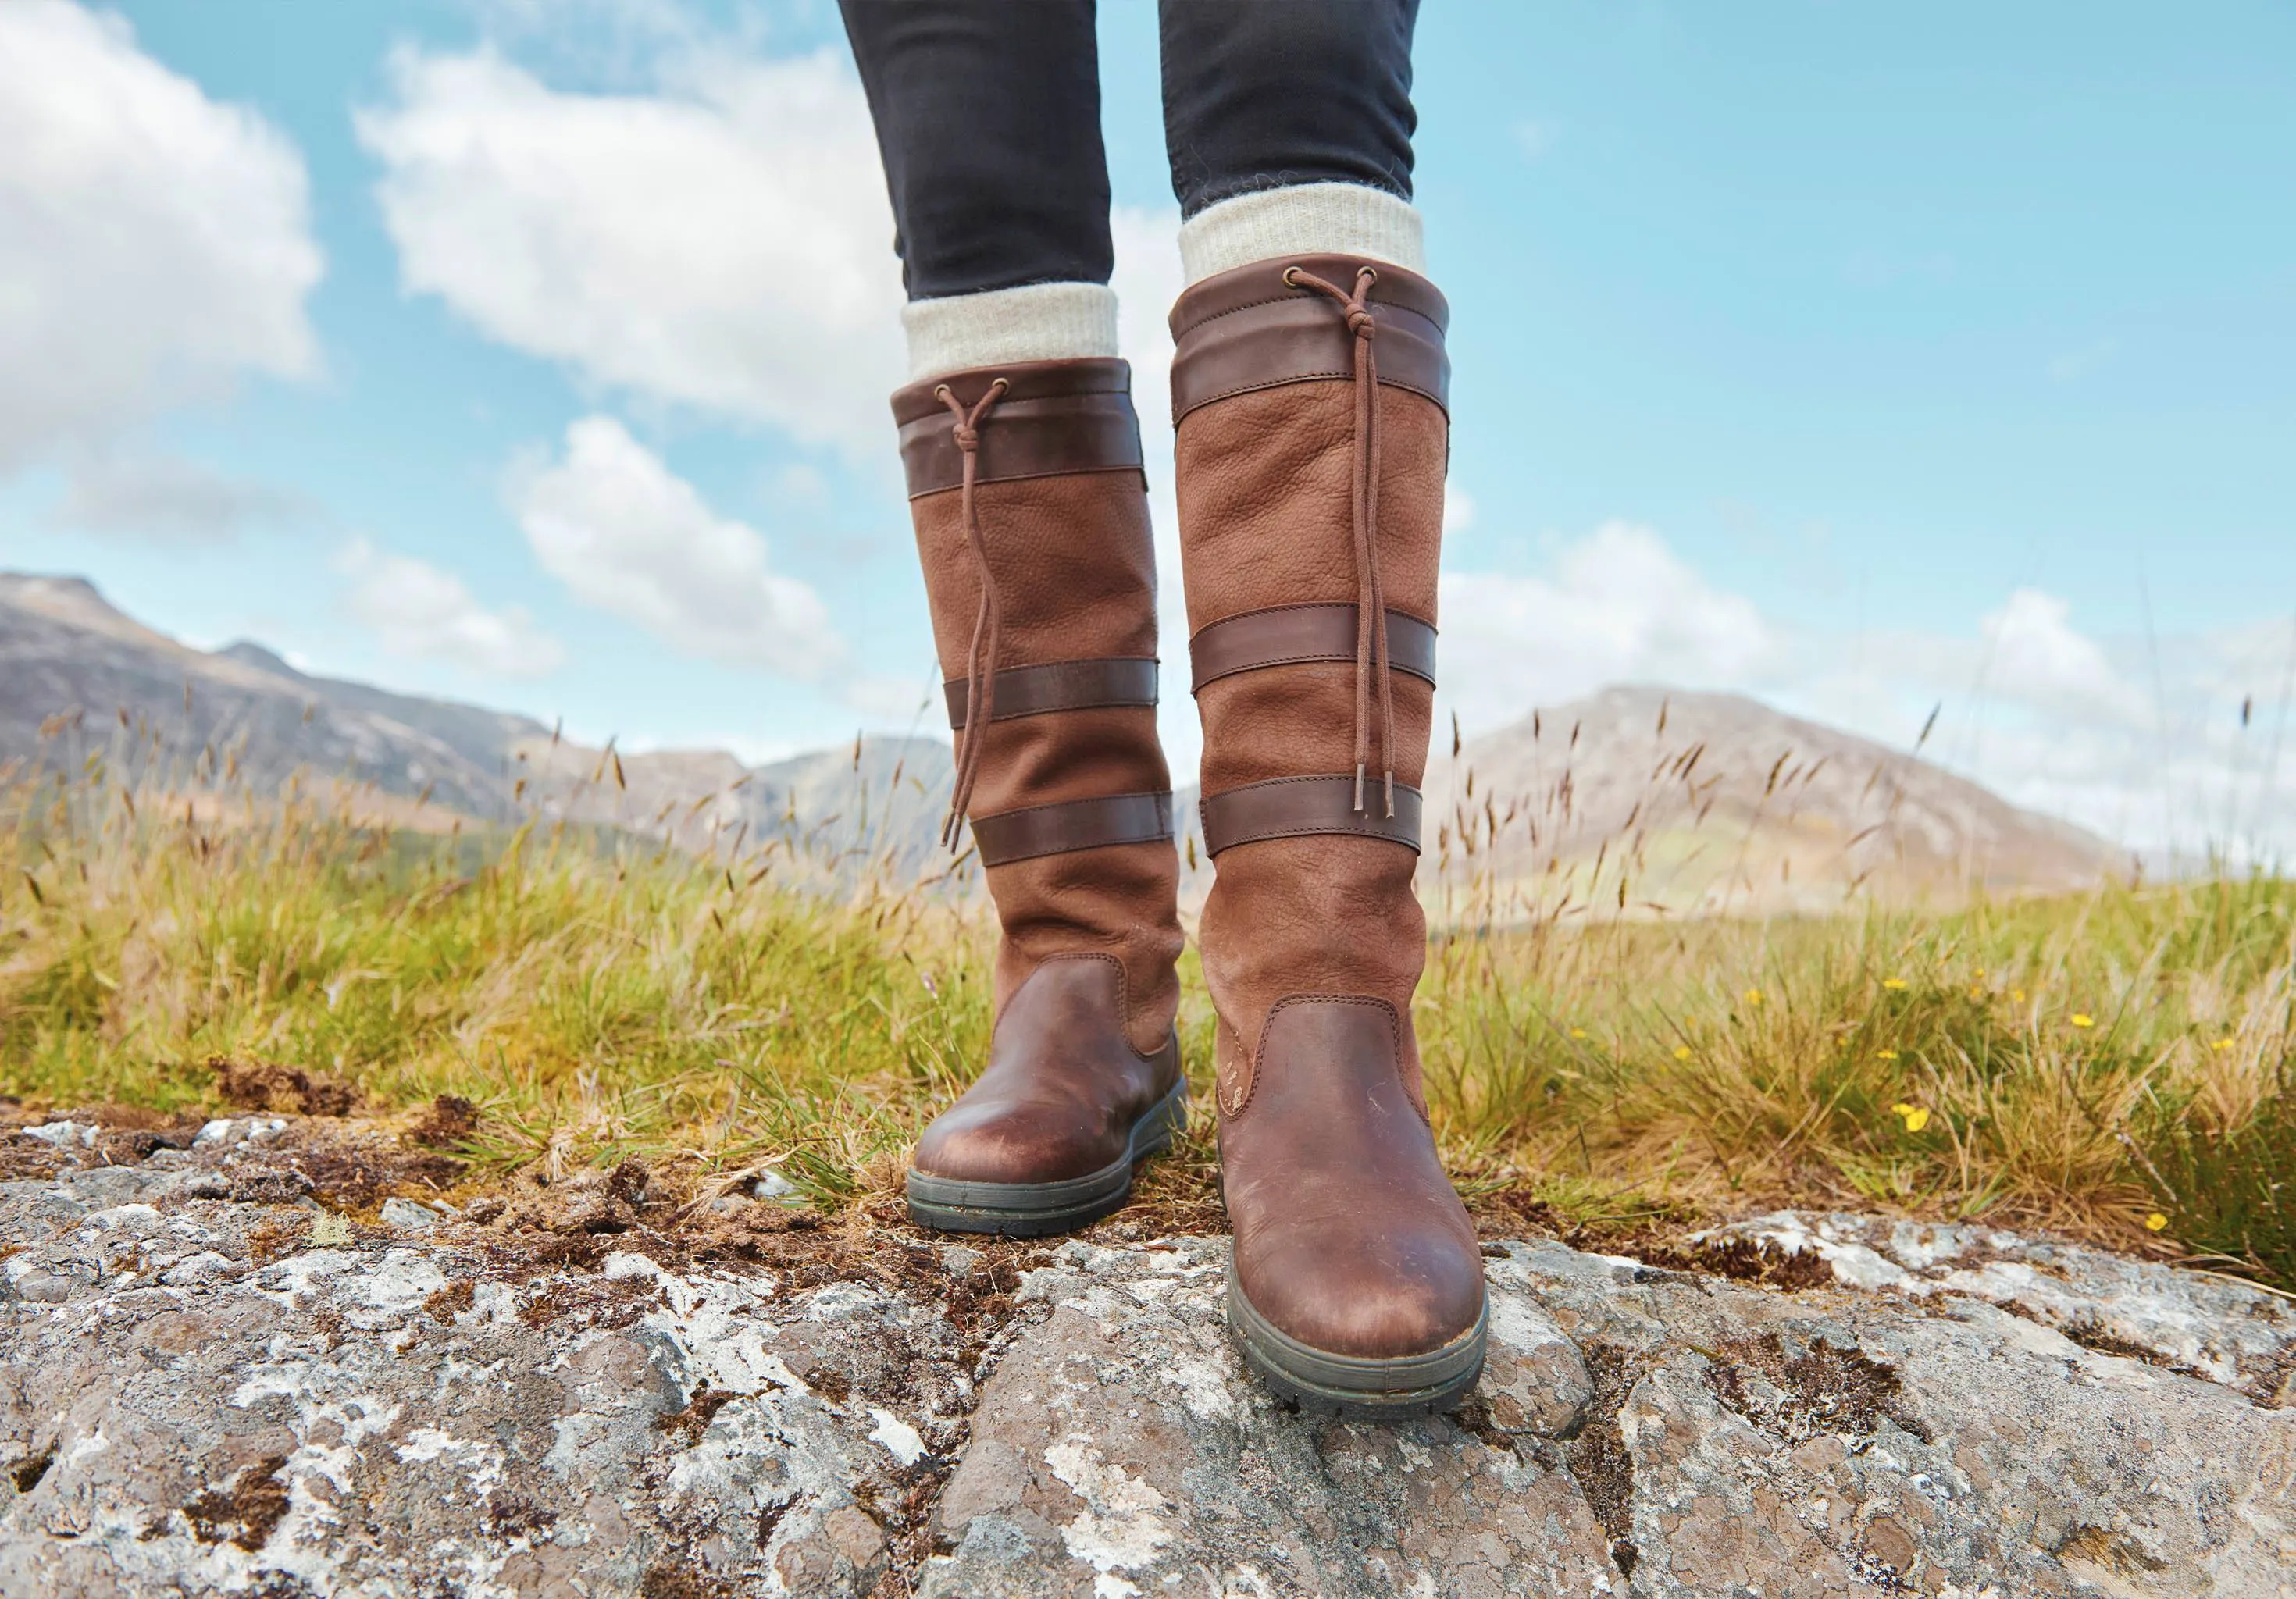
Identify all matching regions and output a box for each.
[936,376,1009,848]
[1285,264,1396,817]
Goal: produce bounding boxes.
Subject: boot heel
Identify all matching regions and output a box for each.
[1131,1071,1191,1160]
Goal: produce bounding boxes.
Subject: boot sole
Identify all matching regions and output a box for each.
[1226,1263,1487,1419]
[904,1076,1189,1238]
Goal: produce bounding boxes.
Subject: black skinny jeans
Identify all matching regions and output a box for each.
[839,0,1421,301]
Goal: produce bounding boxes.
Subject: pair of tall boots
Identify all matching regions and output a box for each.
[894,256,1484,1416]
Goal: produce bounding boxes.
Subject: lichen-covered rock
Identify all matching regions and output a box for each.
[1506,1240,2294,1597]
[2,1124,2291,1597]
[0,1155,968,1597]
[925,1241,2294,1597]
[1695,1210,2296,1406]
[922,1238,1620,1599]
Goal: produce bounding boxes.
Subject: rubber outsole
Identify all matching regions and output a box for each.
[1225,1262,1487,1419]
[904,1076,1189,1237]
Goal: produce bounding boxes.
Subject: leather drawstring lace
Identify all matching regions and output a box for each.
[936,377,1009,849]
[1285,264,1396,817]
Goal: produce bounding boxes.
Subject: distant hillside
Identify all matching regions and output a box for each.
[0,573,951,874]
[1405,685,2130,915]
[5,574,2128,913]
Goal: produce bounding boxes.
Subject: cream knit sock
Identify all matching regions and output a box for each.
[1178,183,1428,284]
[901,281,1120,382]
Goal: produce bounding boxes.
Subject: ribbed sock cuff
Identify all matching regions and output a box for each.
[1178,183,1428,284]
[901,282,1121,382]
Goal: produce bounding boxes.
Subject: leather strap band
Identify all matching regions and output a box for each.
[892,358,1145,497]
[1168,255,1449,426]
[946,657,1159,729]
[971,791,1174,867]
[1199,776,1422,857]
[1189,605,1436,695]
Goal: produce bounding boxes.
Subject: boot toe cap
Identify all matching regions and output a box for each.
[911,1096,1121,1185]
[1234,1223,1485,1359]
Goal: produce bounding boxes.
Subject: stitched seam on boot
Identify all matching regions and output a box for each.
[1211,821,1418,846]
[1232,994,1403,1123]
[1178,372,1446,420]
[1216,1016,1255,1120]
[1183,293,1442,331]
[1190,605,1439,688]
[906,465,1147,504]
[1029,949,1174,1069]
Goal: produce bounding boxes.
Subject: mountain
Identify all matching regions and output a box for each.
[1406,686,2130,915]
[0,573,953,873]
[4,573,2127,912]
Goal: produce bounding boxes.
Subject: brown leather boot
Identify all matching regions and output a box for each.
[1172,258,1485,1412]
[893,358,1188,1237]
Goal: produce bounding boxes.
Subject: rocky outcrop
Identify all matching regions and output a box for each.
[2,1124,2290,1597]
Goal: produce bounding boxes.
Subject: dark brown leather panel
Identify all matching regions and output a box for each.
[1169,255,1449,425]
[946,657,1159,730]
[1189,605,1435,694]
[911,954,1181,1185]
[1171,255,1449,339]
[900,392,1144,497]
[1218,996,1483,1359]
[972,791,1174,867]
[891,356,1132,423]
[1199,776,1421,857]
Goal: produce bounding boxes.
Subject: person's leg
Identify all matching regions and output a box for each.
[841,2,1187,1234]
[841,0,1118,376]
[1159,0,1485,1415]
[1160,0,1425,278]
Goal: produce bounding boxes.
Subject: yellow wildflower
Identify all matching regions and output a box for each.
[1882,978,1908,991]
[2144,1213,2169,1232]
[1877,1049,1900,1061]
[2070,1013,2095,1029]
[2212,1037,2236,1052]
[1569,1027,1588,1040]
[1889,1102,1931,1133]
[1743,987,1763,1006]
[1673,1045,1692,1061]
[2013,988,2027,1003]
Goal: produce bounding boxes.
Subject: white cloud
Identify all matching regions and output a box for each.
[0,1,323,472]
[511,415,841,677]
[1438,522,1778,729]
[1443,488,1477,534]
[1433,522,2296,860]
[337,539,565,679]
[840,672,937,723]
[356,43,903,454]
[54,453,316,541]
[1973,588,2135,719]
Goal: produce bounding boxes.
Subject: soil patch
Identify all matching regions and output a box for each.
[183,1455,292,1551]
[402,1094,481,1149]
[1636,1235,1836,1291]
[209,1055,359,1118]
[1706,1330,1930,1445]
[657,1386,738,1444]
[1567,1342,1644,1578]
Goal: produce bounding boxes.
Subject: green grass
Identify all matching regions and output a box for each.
[3,770,2291,1289]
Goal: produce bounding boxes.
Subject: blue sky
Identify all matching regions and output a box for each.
[3,0,2291,855]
